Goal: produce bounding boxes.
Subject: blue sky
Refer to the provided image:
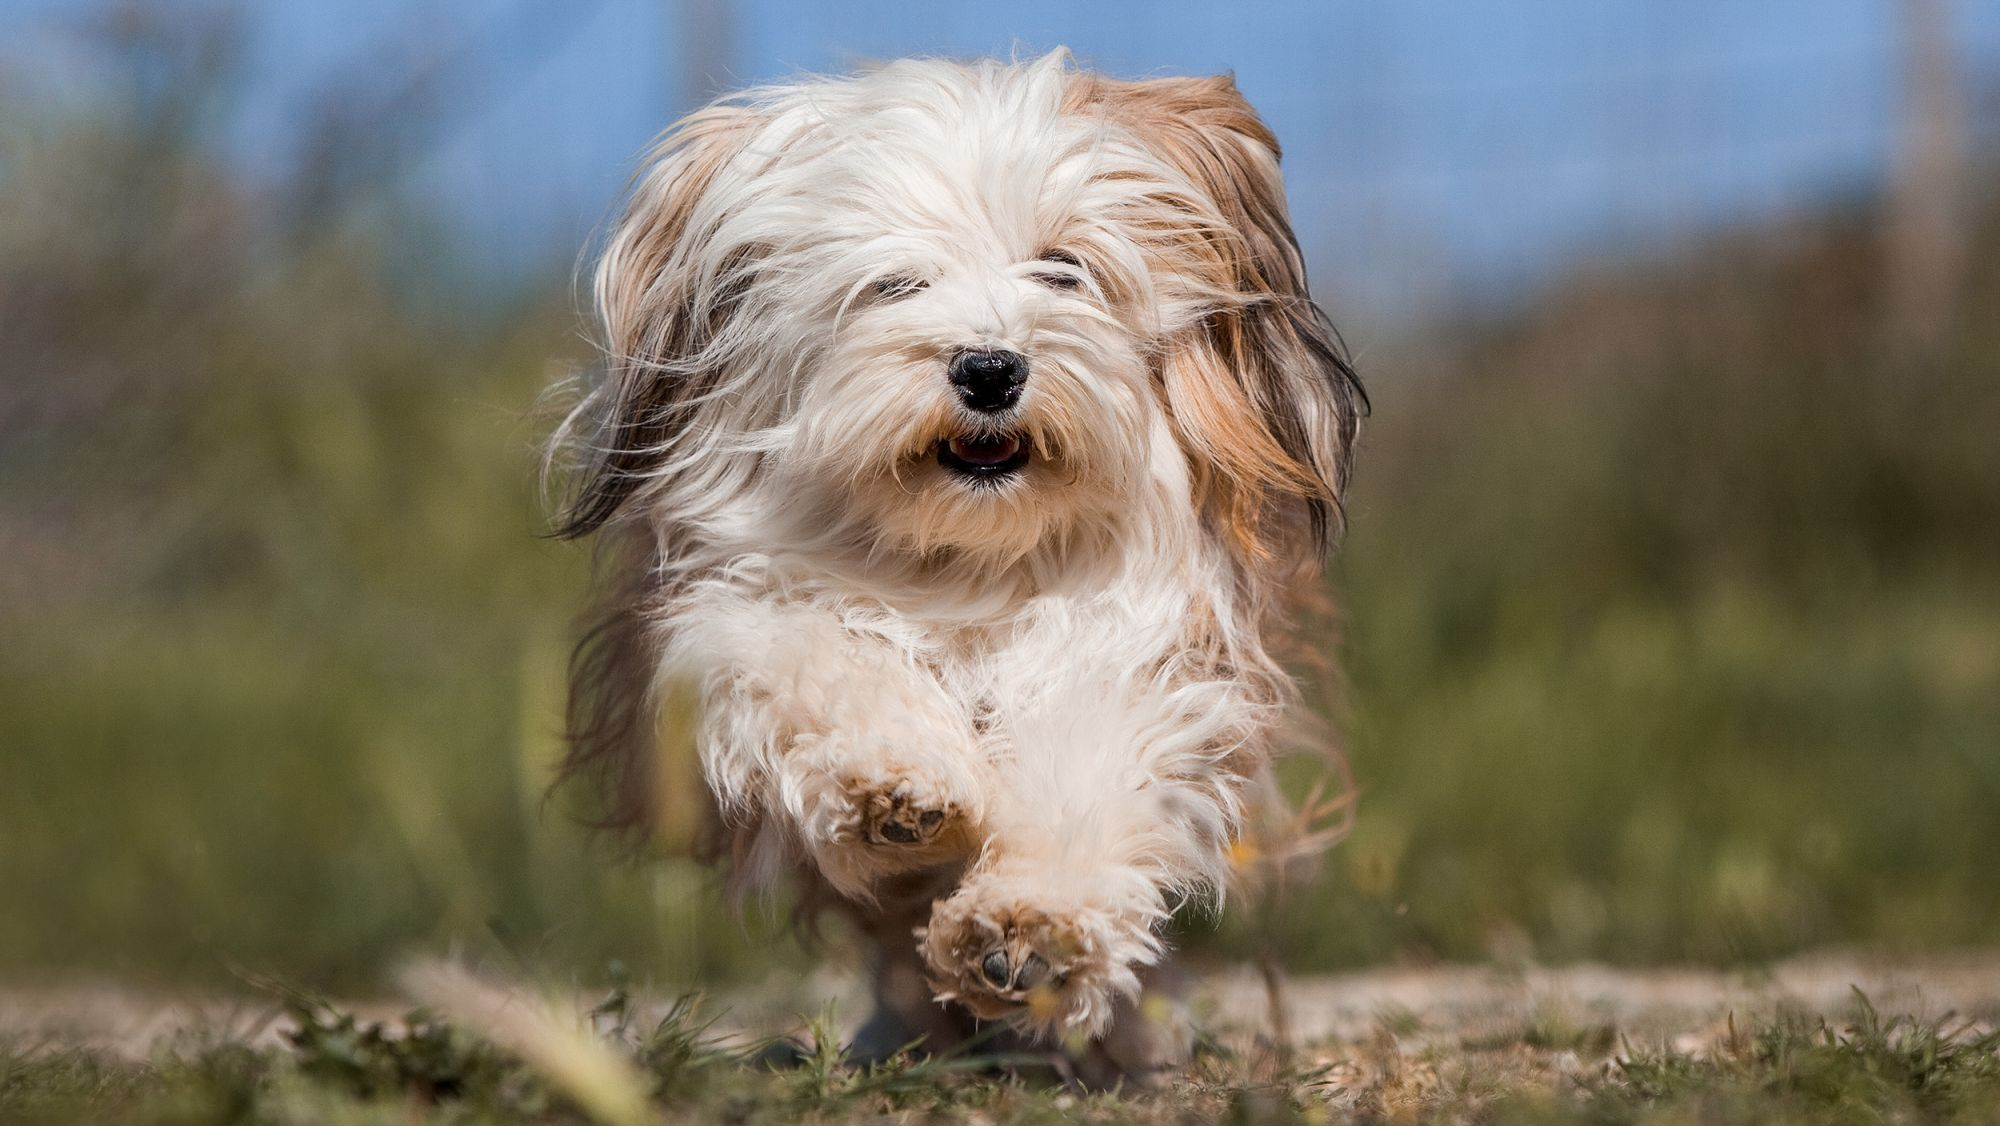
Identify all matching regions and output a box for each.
[5,0,1997,326]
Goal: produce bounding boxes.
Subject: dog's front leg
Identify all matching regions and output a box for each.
[917,668,1262,1038]
[672,586,987,900]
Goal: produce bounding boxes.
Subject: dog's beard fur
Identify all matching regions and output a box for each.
[549,49,1364,1054]
[768,274,1154,568]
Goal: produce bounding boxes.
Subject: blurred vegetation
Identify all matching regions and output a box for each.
[2,16,1996,998]
[0,16,791,992]
[1284,192,2000,969]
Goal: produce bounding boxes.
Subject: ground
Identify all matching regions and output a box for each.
[6,952,2000,1124]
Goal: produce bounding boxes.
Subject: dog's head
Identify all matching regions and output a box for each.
[558,50,1361,578]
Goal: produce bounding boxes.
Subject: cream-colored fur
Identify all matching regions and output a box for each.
[550,49,1362,1050]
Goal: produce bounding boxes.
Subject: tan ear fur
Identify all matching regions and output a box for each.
[1065,73,1365,574]
[551,105,762,846]
[557,104,762,539]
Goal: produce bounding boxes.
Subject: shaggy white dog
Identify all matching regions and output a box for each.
[550,48,1363,1077]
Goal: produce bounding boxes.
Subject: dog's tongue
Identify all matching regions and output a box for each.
[947,434,1022,465]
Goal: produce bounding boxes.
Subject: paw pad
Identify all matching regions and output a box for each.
[979,949,1050,991]
[864,789,955,848]
[923,899,1097,1028]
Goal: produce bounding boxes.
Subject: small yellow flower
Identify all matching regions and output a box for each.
[1027,984,1064,1023]
[1227,837,1262,871]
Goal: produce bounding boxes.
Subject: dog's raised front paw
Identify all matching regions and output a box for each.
[786,744,983,898]
[855,782,955,847]
[918,869,1159,1039]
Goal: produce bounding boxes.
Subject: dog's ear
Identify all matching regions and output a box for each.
[1070,74,1366,569]
[549,103,762,848]
[555,104,764,540]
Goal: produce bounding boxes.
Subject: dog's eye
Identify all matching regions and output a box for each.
[872,273,929,301]
[1031,250,1085,291]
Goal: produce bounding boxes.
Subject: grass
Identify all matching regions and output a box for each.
[5,983,1998,1124]
[1585,995,2000,1125]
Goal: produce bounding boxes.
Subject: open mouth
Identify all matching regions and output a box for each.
[937,432,1031,481]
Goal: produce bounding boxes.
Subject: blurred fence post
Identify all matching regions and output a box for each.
[1882,0,1968,363]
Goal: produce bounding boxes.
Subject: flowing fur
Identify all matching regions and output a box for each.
[550,50,1363,1053]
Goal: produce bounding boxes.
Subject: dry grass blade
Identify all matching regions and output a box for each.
[399,961,655,1126]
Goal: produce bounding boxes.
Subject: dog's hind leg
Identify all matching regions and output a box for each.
[833,870,981,1064]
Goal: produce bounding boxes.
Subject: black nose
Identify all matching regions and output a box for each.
[948,350,1026,413]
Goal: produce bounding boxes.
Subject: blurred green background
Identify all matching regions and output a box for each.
[1,2,1995,997]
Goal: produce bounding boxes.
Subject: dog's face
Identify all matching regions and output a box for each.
[562,51,1361,576]
[769,92,1161,558]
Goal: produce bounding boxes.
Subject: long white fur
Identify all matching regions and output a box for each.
[560,50,1331,1040]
